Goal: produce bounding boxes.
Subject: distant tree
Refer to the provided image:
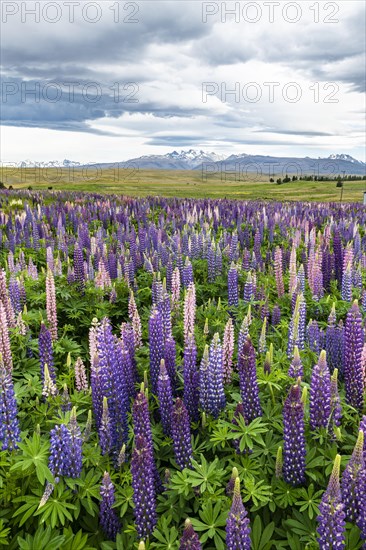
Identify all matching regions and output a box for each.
[292,176,297,181]
[283,175,291,183]
[269,178,274,183]
[8,185,13,190]
[276,178,282,184]
[0,181,6,190]
[336,180,343,188]
[27,186,33,191]
[48,186,53,190]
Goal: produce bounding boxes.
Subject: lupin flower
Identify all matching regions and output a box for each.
[99,472,121,541]
[99,397,112,455]
[226,477,251,550]
[341,430,365,522]
[158,278,172,340]
[183,333,199,422]
[182,258,194,288]
[309,350,331,431]
[275,447,283,478]
[317,454,346,550]
[288,346,303,378]
[341,262,352,302]
[258,317,267,354]
[48,424,72,481]
[171,398,193,470]
[42,364,57,398]
[164,336,177,393]
[271,305,281,327]
[157,360,173,435]
[237,337,262,423]
[0,356,21,450]
[228,263,239,308]
[274,246,284,298]
[68,407,83,478]
[226,467,239,496]
[39,322,56,383]
[243,272,254,303]
[171,267,181,309]
[204,333,226,419]
[74,357,88,391]
[131,434,157,539]
[283,384,306,486]
[73,244,85,293]
[183,283,196,343]
[46,269,57,341]
[148,306,165,395]
[179,518,202,550]
[0,301,13,373]
[223,318,234,384]
[344,300,364,411]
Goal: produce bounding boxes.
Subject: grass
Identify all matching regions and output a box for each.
[1,167,366,202]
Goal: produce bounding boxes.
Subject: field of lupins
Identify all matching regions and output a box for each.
[1,190,366,550]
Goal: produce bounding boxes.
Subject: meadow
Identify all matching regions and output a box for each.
[1,167,366,201]
[0,190,365,549]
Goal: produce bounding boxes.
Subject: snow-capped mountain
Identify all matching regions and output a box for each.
[115,149,226,170]
[326,154,365,165]
[18,159,81,168]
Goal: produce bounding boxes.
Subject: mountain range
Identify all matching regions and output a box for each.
[16,150,366,175]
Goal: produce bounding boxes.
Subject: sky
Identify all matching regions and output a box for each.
[1,0,365,163]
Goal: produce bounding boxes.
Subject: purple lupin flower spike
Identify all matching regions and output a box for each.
[0,356,21,451]
[274,246,284,298]
[283,384,306,486]
[288,346,303,378]
[48,424,72,482]
[237,337,262,423]
[131,434,157,540]
[99,472,121,541]
[360,416,366,463]
[205,333,226,419]
[148,306,164,395]
[0,301,13,373]
[226,476,251,550]
[74,357,88,392]
[39,322,56,383]
[310,350,331,431]
[344,300,364,411]
[179,518,202,550]
[157,360,173,436]
[171,398,193,470]
[68,407,82,478]
[341,430,365,522]
[317,454,346,550]
[183,333,199,422]
[164,336,177,394]
[271,304,281,327]
[73,243,85,293]
[228,262,239,308]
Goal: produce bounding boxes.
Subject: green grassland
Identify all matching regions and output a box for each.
[1,167,366,201]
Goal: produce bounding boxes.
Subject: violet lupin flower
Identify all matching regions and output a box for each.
[99,472,121,541]
[68,407,82,478]
[46,269,57,341]
[164,336,177,394]
[237,337,262,423]
[148,306,165,395]
[158,278,172,340]
[341,261,352,302]
[223,318,234,384]
[205,333,226,419]
[157,360,173,436]
[179,518,202,550]
[131,434,157,540]
[0,356,21,451]
[341,430,365,522]
[39,322,56,383]
[199,345,210,414]
[271,305,281,327]
[316,454,346,550]
[99,397,112,455]
[344,300,364,411]
[171,398,193,470]
[171,267,181,310]
[288,346,303,378]
[48,424,72,481]
[73,243,85,293]
[228,263,239,308]
[226,477,251,550]
[283,384,306,486]
[183,333,199,422]
[309,350,331,431]
[243,272,254,303]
